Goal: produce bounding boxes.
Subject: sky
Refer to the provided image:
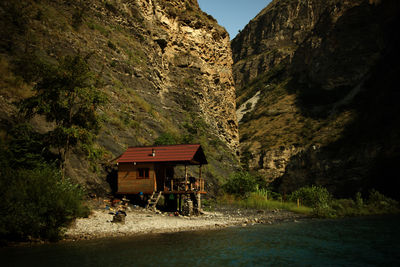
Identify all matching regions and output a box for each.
[197,0,272,40]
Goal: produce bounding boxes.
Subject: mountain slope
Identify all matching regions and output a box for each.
[0,0,239,195]
[232,0,400,198]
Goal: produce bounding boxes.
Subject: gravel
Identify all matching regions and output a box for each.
[65,206,308,241]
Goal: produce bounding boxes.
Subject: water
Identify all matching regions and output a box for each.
[1,216,399,266]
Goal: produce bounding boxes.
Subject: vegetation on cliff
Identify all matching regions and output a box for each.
[0,0,239,197]
[0,53,102,242]
[18,54,107,178]
[0,0,241,242]
[232,0,400,199]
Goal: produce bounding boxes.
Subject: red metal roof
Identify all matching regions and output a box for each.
[117,144,208,165]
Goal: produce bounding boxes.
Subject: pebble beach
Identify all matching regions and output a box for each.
[65,206,308,241]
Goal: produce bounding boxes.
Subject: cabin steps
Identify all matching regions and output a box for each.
[146,191,162,211]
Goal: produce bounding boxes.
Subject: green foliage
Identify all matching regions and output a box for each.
[240,148,252,170]
[223,171,257,198]
[289,185,331,208]
[154,114,208,146]
[81,143,107,172]
[0,147,89,241]
[367,189,398,210]
[219,186,399,218]
[7,123,52,169]
[154,132,179,146]
[329,190,399,217]
[19,54,107,177]
[290,186,399,218]
[330,198,359,217]
[289,185,332,216]
[86,20,110,36]
[126,49,146,66]
[355,192,363,207]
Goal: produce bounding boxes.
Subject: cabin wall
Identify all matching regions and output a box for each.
[117,163,155,194]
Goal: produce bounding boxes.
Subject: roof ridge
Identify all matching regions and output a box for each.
[117,144,207,165]
[127,144,200,148]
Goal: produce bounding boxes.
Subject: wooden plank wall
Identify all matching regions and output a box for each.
[118,163,155,194]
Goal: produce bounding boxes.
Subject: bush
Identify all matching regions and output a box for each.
[367,189,399,210]
[223,171,257,198]
[329,191,399,217]
[289,185,332,216]
[0,162,89,242]
[330,198,358,217]
[154,132,179,146]
[289,185,331,208]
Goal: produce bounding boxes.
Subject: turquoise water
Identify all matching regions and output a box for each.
[1,216,399,266]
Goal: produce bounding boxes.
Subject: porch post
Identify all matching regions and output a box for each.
[197,192,201,213]
[199,164,202,179]
[185,165,188,191]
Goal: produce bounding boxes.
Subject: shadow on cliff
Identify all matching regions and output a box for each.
[275,0,400,199]
[286,0,397,118]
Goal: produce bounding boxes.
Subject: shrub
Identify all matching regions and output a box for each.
[367,189,399,210]
[289,185,333,216]
[330,198,358,217]
[0,162,89,242]
[154,132,178,146]
[289,185,331,208]
[223,171,257,198]
[355,192,363,208]
[7,123,51,169]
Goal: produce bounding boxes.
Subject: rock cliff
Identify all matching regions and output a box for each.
[232,0,400,198]
[0,0,239,195]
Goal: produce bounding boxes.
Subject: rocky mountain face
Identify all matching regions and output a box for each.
[232,0,400,198]
[0,0,239,195]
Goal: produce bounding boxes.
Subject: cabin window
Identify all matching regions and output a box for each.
[137,168,150,179]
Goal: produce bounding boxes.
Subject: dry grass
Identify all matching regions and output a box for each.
[219,193,313,215]
[240,85,355,149]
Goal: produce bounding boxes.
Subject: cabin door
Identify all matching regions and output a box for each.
[155,166,165,192]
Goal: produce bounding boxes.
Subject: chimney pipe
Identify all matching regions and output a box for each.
[152,149,156,157]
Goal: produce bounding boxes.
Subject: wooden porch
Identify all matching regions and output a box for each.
[162,177,206,194]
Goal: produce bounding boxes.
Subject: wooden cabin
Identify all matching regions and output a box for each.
[116,144,207,213]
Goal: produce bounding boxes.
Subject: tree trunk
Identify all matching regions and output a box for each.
[61,135,70,181]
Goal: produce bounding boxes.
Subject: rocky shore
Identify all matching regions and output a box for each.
[65,206,308,241]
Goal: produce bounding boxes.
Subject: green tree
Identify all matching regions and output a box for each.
[0,149,89,241]
[224,171,257,198]
[289,185,332,216]
[19,54,106,178]
[7,123,51,169]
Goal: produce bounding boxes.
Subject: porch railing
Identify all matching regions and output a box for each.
[166,178,204,192]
